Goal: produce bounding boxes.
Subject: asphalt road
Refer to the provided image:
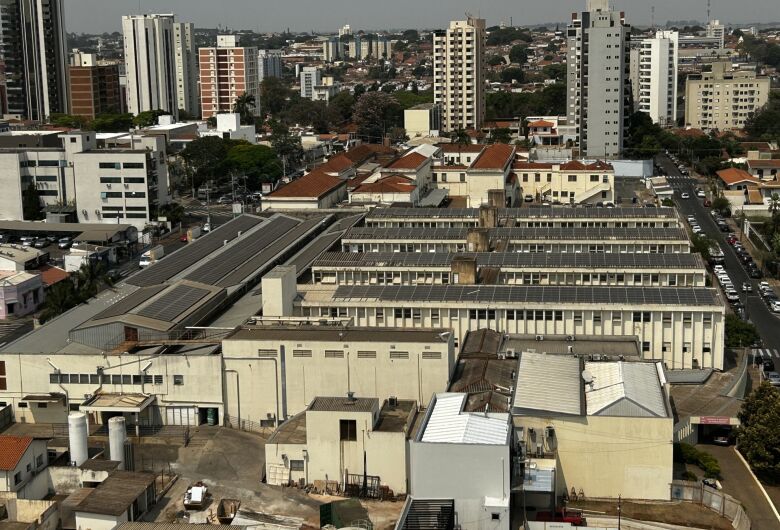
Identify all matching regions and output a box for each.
[659,154,780,354]
[698,444,780,529]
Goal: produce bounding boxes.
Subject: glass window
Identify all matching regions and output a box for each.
[339,419,357,441]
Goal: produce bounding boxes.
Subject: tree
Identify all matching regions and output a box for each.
[487,55,506,66]
[233,92,257,125]
[180,136,233,189]
[450,129,471,145]
[770,193,780,215]
[22,182,44,220]
[40,280,78,323]
[501,68,525,84]
[157,202,186,225]
[691,233,714,261]
[327,91,356,126]
[711,196,731,215]
[225,144,284,186]
[90,113,133,132]
[353,91,402,143]
[737,383,780,480]
[490,128,512,144]
[509,44,529,65]
[269,121,303,170]
[133,109,170,128]
[542,64,567,81]
[486,28,532,46]
[725,314,759,348]
[50,113,89,129]
[74,262,108,301]
[260,77,292,116]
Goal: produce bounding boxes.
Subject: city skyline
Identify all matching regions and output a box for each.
[64,0,779,34]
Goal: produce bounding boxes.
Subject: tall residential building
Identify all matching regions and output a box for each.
[68,51,122,119]
[685,61,769,131]
[300,67,321,99]
[567,0,631,158]
[0,0,69,120]
[122,14,196,120]
[706,19,726,49]
[258,50,283,81]
[173,22,199,117]
[636,31,679,127]
[199,35,260,119]
[433,16,486,132]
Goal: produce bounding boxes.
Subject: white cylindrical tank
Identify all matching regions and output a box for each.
[68,412,88,466]
[108,416,127,470]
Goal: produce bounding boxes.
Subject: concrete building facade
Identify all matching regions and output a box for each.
[567,0,631,157]
[172,22,199,117]
[636,31,679,127]
[0,0,69,121]
[684,62,770,131]
[199,35,260,119]
[69,53,122,119]
[258,49,283,82]
[299,67,321,100]
[433,17,486,132]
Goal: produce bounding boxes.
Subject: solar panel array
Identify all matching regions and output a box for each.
[332,285,719,306]
[136,284,211,322]
[185,216,300,286]
[366,207,677,220]
[342,226,689,242]
[91,284,168,321]
[313,251,706,270]
[128,215,264,287]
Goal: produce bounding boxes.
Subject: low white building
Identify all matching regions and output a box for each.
[405,103,441,138]
[199,113,256,144]
[432,144,519,207]
[0,436,49,499]
[514,160,614,205]
[265,396,417,494]
[73,471,157,530]
[400,392,512,530]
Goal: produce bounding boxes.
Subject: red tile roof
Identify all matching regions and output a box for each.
[386,152,427,170]
[353,175,416,194]
[747,159,780,169]
[433,164,468,170]
[342,144,397,165]
[471,144,515,170]
[528,120,555,128]
[321,154,354,174]
[0,436,33,471]
[267,169,346,199]
[513,162,554,170]
[37,265,69,287]
[717,168,761,186]
[559,160,613,171]
[747,188,764,204]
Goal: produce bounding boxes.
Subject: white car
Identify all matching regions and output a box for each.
[681,192,691,199]
[687,215,696,223]
[771,301,780,314]
[759,281,771,290]
[692,226,703,234]
[725,290,740,302]
[697,190,706,198]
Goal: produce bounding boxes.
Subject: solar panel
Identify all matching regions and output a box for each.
[136,284,211,322]
[343,226,688,242]
[366,207,676,220]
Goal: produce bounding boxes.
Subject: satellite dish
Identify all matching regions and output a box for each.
[581,369,593,384]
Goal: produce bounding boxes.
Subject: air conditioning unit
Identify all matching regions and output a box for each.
[106,183,111,188]
[124,183,129,188]
[535,335,544,341]
[506,348,516,358]
[566,335,576,342]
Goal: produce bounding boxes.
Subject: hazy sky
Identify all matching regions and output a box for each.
[64,0,776,34]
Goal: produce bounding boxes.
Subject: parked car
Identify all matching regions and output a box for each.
[217,195,232,205]
[33,237,47,248]
[58,237,72,249]
[703,199,712,207]
[524,194,534,202]
[203,222,212,233]
[697,189,706,198]
[742,282,753,293]
[680,192,690,199]
[724,290,740,302]
[766,371,780,387]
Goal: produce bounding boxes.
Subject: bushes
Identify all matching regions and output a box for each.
[682,470,699,482]
[677,443,722,479]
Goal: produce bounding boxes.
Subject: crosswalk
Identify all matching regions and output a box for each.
[752,348,780,358]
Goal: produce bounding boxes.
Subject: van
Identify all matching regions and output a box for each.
[139,245,165,268]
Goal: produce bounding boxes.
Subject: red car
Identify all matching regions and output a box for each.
[703,198,712,207]
[536,509,586,526]
[180,234,189,243]
[726,236,738,245]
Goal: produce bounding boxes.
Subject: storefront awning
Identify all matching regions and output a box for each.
[80,393,155,413]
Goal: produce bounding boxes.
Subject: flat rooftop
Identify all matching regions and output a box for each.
[374,399,417,433]
[267,412,306,445]
[308,396,377,413]
[313,251,705,270]
[227,325,451,344]
[75,471,156,516]
[342,226,689,242]
[504,335,640,358]
[366,207,678,220]
[326,285,721,307]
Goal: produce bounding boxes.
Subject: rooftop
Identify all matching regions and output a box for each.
[717,167,760,186]
[75,471,157,516]
[503,335,640,358]
[513,352,583,416]
[267,412,307,444]
[266,169,345,199]
[584,361,669,418]
[470,143,514,170]
[385,152,428,170]
[308,396,377,413]
[0,436,33,470]
[418,393,509,445]
[227,325,451,344]
[341,226,690,242]
[0,245,44,264]
[365,206,678,220]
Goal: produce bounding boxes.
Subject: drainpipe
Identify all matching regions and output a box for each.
[224,369,240,427]
[226,357,279,427]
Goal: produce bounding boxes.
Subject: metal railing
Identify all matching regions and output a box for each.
[223,414,275,437]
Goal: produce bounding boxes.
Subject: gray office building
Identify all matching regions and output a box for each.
[566,0,631,158]
[258,49,283,82]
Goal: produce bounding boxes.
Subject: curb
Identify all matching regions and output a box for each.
[733,446,780,524]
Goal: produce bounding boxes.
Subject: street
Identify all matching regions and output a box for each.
[658,154,780,354]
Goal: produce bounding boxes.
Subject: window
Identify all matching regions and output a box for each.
[99,162,120,169]
[14,472,21,485]
[124,177,145,184]
[17,402,27,408]
[390,351,409,360]
[422,352,442,360]
[123,162,145,169]
[568,175,577,182]
[357,351,376,359]
[642,341,650,352]
[125,191,146,198]
[153,375,163,385]
[289,459,304,471]
[491,513,500,521]
[100,177,121,183]
[339,419,357,441]
[292,350,312,358]
[173,375,184,385]
[49,373,60,384]
[324,350,344,358]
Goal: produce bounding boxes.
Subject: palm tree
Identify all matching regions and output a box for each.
[40,281,78,323]
[450,129,471,145]
[233,93,257,125]
[75,262,109,301]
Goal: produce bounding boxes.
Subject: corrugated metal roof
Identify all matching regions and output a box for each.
[513,352,582,416]
[420,393,509,445]
[585,362,668,418]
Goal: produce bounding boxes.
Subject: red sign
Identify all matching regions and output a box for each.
[699,416,732,425]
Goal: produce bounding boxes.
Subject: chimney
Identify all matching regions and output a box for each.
[479,204,498,227]
[451,255,478,285]
[261,265,298,317]
[466,228,490,252]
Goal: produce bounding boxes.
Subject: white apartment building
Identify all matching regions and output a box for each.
[258,49,283,81]
[684,62,770,132]
[706,19,726,49]
[514,160,615,204]
[432,144,518,207]
[122,14,196,120]
[636,31,679,127]
[567,0,631,157]
[300,67,321,99]
[199,35,260,119]
[172,22,199,117]
[0,132,170,229]
[433,17,486,132]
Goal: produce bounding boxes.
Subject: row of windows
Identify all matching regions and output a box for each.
[99,162,145,169]
[21,159,65,168]
[48,373,185,385]
[283,349,441,360]
[100,176,146,184]
[101,191,146,198]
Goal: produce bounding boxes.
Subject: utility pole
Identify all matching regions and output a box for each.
[618,494,622,530]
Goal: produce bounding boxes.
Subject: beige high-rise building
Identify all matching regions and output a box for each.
[199,35,260,119]
[684,62,769,131]
[433,16,486,132]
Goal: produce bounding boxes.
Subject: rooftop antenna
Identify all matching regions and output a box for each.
[707,0,711,23]
[651,6,655,29]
